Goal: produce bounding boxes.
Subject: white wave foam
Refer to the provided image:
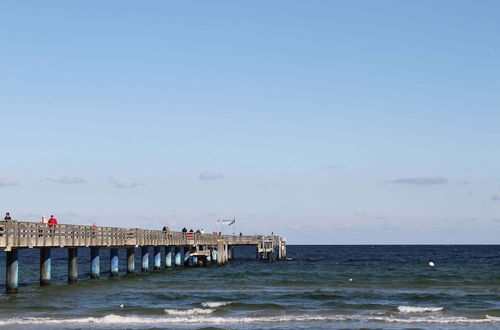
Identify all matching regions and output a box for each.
[398,306,444,313]
[201,301,232,308]
[164,308,214,315]
[0,313,498,326]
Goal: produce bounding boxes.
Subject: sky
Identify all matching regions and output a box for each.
[1,1,499,244]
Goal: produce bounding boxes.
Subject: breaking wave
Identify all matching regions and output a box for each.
[0,313,498,326]
[164,308,214,315]
[397,306,444,313]
[200,301,232,308]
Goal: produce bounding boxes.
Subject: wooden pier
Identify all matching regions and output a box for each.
[0,220,286,293]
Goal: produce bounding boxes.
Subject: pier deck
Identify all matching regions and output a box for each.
[0,219,286,293]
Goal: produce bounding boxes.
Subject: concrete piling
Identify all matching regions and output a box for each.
[206,248,211,263]
[6,249,18,294]
[154,246,161,270]
[165,246,172,267]
[90,247,100,279]
[183,247,190,266]
[127,247,135,274]
[68,248,78,283]
[40,247,51,286]
[217,241,223,265]
[212,249,217,263]
[110,248,119,277]
[141,246,149,273]
[174,247,182,266]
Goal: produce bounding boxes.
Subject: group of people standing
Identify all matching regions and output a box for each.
[180,227,205,234]
[2,212,58,227]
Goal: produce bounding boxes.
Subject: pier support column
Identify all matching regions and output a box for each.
[40,247,51,286]
[224,244,229,264]
[217,241,223,265]
[6,249,18,294]
[206,248,211,263]
[68,248,78,283]
[228,245,233,261]
[90,247,100,279]
[211,249,217,264]
[110,248,119,277]
[165,246,173,267]
[127,247,135,274]
[174,247,182,266]
[154,246,161,270]
[141,246,149,273]
[183,247,190,266]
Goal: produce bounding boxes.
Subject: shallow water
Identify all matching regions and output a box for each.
[0,245,499,329]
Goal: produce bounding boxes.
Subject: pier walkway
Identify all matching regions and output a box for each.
[0,220,286,293]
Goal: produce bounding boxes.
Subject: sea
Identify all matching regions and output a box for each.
[0,245,498,329]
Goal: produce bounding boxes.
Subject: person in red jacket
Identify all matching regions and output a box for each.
[48,215,58,228]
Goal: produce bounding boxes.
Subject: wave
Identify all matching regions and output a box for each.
[164,308,214,315]
[200,302,232,308]
[397,306,444,313]
[0,313,499,326]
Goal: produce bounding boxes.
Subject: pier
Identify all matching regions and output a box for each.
[0,220,286,293]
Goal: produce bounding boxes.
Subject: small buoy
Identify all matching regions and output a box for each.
[428,261,435,267]
[120,304,124,308]
[349,278,353,282]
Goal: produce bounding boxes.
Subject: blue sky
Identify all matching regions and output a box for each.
[1,1,499,244]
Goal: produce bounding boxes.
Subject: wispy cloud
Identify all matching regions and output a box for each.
[46,175,86,184]
[0,178,19,187]
[198,171,223,180]
[492,194,500,201]
[105,177,146,188]
[389,176,448,185]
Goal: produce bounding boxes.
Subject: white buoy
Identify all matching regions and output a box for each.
[428,261,435,267]
[120,304,124,308]
[349,278,353,282]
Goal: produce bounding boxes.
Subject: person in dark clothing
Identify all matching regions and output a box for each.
[162,226,167,232]
[0,212,11,237]
[182,227,187,233]
[195,229,200,234]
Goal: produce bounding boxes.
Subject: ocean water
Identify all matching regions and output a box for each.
[0,245,499,329]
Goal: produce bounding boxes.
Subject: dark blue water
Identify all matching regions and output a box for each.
[0,245,498,329]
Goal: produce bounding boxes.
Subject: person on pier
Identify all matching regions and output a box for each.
[48,215,58,228]
[0,212,11,237]
[182,227,187,233]
[38,216,48,237]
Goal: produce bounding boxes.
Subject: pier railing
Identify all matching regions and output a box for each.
[0,220,280,251]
